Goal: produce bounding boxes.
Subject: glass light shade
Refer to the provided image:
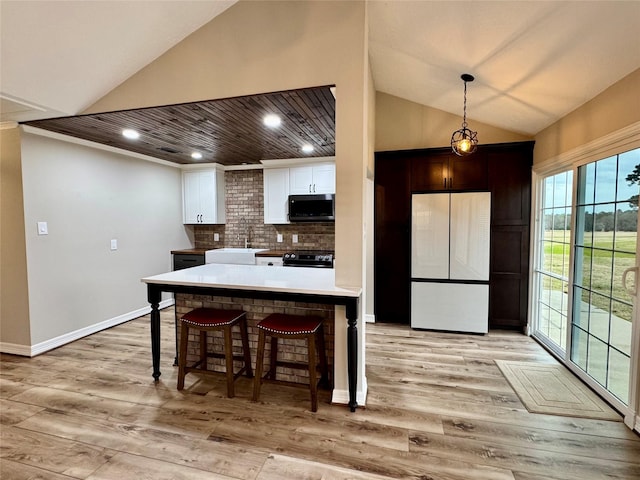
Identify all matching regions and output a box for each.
[451,127,478,156]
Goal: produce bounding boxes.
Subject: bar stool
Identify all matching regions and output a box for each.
[177,308,253,397]
[252,313,329,412]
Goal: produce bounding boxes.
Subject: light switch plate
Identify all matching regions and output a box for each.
[37,222,48,235]
[110,239,118,251]
[277,233,283,243]
[214,233,220,241]
[292,234,298,243]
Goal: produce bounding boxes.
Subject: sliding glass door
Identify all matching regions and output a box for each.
[571,151,638,405]
[535,171,573,355]
[533,148,639,412]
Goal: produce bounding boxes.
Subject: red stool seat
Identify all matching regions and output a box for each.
[177,308,252,397]
[252,313,329,412]
[257,313,323,335]
[182,308,246,327]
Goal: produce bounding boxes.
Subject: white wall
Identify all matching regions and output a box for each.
[20,130,192,348]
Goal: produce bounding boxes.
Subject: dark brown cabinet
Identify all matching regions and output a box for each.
[374,142,534,330]
[487,144,533,330]
[374,152,411,324]
[411,149,488,192]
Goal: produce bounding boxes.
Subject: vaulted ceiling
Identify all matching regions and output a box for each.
[2,1,639,164]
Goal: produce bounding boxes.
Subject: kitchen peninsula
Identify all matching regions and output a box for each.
[142,263,362,411]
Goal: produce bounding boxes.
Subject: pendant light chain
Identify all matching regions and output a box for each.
[450,73,478,156]
[462,79,468,129]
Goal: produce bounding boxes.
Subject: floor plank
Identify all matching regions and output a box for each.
[0,424,115,478]
[256,453,408,480]
[0,397,44,425]
[85,452,237,480]
[0,458,79,480]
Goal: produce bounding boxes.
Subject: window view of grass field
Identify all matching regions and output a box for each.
[535,149,638,405]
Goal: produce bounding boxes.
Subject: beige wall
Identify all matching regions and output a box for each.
[375,91,532,152]
[0,127,31,347]
[365,60,376,320]
[86,0,368,290]
[534,68,640,164]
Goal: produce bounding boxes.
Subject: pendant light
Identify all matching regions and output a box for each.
[451,73,478,156]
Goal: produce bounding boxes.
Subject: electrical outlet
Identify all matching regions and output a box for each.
[110,239,118,251]
[292,234,298,243]
[277,233,283,243]
[214,233,220,241]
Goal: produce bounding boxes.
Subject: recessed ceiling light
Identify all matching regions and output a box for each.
[191,152,203,160]
[301,144,314,154]
[122,129,139,140]
[263,114,281,128]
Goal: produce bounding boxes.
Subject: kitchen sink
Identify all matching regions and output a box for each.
[205,248,267,265]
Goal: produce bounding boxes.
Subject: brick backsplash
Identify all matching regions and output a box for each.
[194,169,335,251]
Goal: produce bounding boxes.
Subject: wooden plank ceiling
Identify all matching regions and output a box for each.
[24,86,335,166]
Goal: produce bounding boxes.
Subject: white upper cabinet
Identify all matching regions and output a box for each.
[289,163,335,194]
[182,168,226,224]
[263,160,335,224]
[263,167,290,224]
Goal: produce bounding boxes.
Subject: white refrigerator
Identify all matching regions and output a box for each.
[410,192,491,333]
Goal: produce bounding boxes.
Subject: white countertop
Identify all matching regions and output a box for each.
[142,263,361,298]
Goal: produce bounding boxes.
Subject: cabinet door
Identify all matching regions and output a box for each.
[450,153,488,191]
[312,164,335,193]
[263,168,290,224]
[411,193,450,279]
[449,192,490,281]
[411,153,449,192]
[488,149,532,225]
[411,282,489,333]
[375,153,411,324]
[198,170,217,223]
[289,166,314,194]
[183,171,202,223]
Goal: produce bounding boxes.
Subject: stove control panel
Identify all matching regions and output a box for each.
[282,251,334,268]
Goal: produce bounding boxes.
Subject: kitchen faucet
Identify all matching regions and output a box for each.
[240,218,251,248]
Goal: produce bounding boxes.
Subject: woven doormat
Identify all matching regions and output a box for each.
[496,360,621,421]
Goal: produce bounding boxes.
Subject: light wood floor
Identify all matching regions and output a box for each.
[1,309,639,479]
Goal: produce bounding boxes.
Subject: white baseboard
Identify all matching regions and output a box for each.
[0,299,174,357]
[365,313,375,323]
[331,377,368,407]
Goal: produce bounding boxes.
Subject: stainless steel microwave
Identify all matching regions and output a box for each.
[288,194,335,222]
